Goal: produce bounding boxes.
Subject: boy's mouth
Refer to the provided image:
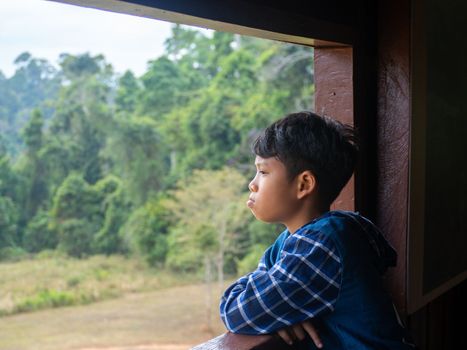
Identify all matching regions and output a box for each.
[247,196,255,208]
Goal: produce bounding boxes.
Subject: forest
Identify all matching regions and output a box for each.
[0,25,314,285]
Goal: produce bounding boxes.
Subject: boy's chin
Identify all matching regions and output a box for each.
[250,210,276,224]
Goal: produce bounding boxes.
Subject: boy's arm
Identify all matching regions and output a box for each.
[220,230,342,335]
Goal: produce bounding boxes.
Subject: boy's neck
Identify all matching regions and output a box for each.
[286,206,330,234]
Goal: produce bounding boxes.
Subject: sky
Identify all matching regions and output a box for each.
[0,0,212,78]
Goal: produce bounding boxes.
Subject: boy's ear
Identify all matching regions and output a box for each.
[296,170,317,199]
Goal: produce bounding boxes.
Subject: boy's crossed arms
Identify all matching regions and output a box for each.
[220,229,339,348]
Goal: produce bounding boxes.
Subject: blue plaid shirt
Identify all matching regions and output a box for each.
[220,225,342,334]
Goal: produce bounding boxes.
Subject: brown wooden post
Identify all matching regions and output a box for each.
[376,0,410,314]
[314,46,355,211]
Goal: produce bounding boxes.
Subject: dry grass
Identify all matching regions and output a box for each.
[0,254,200,316]
[0,280,233,350]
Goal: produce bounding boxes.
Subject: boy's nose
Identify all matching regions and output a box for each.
[248,179,258,192]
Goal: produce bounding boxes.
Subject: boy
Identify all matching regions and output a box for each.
[219,112,415,349]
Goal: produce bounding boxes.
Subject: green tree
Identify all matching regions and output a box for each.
[59,52,112,81]
[160,48,257,176]
[50,174,101,257]
[22,210,58,253]
[139,56,184,118]
[0,147,22,203]
[120,195,171,266]
[103,116,169,205]
[0,147,24,247]
[0,52,60,157]
[158,34,314,180]
[17,109,48,221]
[50,173,129,257]
[115,70,141,114]
[47,53,113,186]
[93,175,131,255]
[164,167,249,329]
[0,27,315,268]
[0,196,18,251]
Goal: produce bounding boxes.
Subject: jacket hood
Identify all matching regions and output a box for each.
[331,211,398,275]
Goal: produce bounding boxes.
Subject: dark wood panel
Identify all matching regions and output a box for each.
[409,0,467,313]
[408,278,467,350]
[422,0,467,294]
[376,0,410,314]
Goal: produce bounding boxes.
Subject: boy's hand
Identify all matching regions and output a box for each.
[276,320,323,348]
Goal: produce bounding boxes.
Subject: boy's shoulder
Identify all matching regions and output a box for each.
[295,210,397,273]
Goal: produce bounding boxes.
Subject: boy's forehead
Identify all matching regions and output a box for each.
[254,155,281,167]
[254,156,268,165]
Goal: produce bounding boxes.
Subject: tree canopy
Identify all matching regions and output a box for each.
[0,24,313,276]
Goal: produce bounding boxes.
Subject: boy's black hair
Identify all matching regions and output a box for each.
[253,111,358,209]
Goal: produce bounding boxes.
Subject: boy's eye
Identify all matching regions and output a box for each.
[258,170,267,175]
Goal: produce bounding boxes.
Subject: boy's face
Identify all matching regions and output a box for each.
[247,156,301,224]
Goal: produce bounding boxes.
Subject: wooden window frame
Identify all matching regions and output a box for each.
[47,0,414,346]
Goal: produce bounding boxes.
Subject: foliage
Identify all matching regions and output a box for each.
[93,176,131,255]
[0,52,60,157]
[0,196,19,251]
[0,24,314,279]
[12,288,81,314]
[120,196,170,266]
[102,116,169,205]
[22,210,58,253]
[17,109,49,223]
[50,173,127,257]
[115,70,141,114]
[164,167,250,274]
[0,246,28,262]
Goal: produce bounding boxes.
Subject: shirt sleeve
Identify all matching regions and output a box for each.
[219,230,342,334]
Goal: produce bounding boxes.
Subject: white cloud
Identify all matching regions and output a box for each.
[0,0,212,77]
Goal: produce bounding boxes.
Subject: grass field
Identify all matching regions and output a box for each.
[0,255,233,349]
[0,283,229,350]
[0,254,201,316]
